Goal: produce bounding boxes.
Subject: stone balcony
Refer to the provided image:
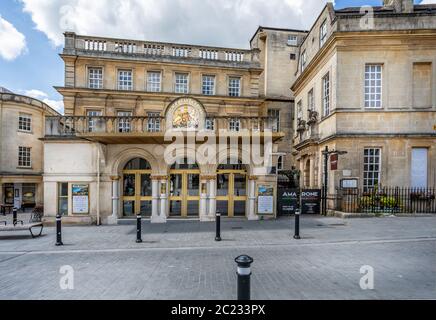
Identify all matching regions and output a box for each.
[63,32,261,69]
[45,115,285,144]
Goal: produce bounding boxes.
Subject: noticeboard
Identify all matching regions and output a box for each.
[72,184,89,214]
[257,184,274,215]
[301,189,321,215]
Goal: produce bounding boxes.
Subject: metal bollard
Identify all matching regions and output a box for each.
[294,208,301,240]
[215,212,221,242]
[12,208,18,226]
[235,255,253,300]
[136,215,142,243]
[55,214,63,246]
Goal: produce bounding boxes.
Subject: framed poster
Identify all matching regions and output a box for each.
[257,184,274,215]
[340,178,358,189]
[72,184,89,214]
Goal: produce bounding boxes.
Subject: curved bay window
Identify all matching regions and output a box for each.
[169,158,200,217]
[217,158,247,217]
[122,158,152,217]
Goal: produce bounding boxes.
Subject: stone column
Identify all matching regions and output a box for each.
[107,176,120,225]
[152,176,167,223]
[208,177,217,218]
[247,176,259,221]
[151,178,160,221]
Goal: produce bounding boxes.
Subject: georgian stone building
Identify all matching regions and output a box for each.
[41,0,436,223]
[43,28,305,224]
[0,89,60,211]
[292,0,436,196]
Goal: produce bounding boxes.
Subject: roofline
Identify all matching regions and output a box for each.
[65,32,252,52]
[0,92,61,116]
[249,26,309,45]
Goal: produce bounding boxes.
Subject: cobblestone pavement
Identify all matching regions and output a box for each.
[0,214,435,300]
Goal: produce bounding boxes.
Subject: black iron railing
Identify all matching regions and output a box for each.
[336,187,436,214]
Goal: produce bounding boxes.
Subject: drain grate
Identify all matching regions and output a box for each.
[231,226,243,230]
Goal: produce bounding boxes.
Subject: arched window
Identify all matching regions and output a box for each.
[124,158,151,170]
[170,158,199,170]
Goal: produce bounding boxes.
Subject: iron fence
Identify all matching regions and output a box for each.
[336,187,436,214]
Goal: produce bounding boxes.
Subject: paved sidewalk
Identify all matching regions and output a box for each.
[0,215,435,299]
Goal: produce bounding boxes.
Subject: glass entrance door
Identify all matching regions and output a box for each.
[122,158,152,217]
[216,170,247,217]
[169,170,200,217]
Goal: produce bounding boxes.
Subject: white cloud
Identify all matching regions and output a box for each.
[0,15,27,61]
[420,0,436,4]
[23,89,64,114]
[20,0,331,48]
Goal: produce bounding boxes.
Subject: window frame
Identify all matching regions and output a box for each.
[322,72,330,117]
[277,156,284,171]
[174,72,189,94]
[57,182,69,216]
[228,76,242,97]
[86,110,103,132]
[287,35,298,46]
[117,69,133,91]
[18,113,32,133]
[300,50,307,72]
[18,146,31,168]
[267,109,280,132]
[88,67,104,89]
[229,118,241,132]
[320,20,328,47]
[205,117,215,131]
[308,88,314,112]
[364,64,383,109]
[202,74,216,96]
[363,147,382,191]
[147,112,161,132]
[146,71,162,93]
[117,111,133,133]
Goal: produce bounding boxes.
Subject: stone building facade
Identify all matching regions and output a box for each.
[0,89,59,211]
[40,0,436,223]
[43,31,296,224]
[292,0,436,198]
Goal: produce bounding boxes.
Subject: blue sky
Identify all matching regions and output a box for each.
[0,0,430,113]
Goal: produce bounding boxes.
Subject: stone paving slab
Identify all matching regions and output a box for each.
[0,215,435,300]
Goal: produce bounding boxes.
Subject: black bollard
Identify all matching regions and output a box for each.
[136,215,142,243]
[235,255,253,300]
[293,208,301,240]
[12,208,18,226]
[215,212,221,242]
[55,214,63,246]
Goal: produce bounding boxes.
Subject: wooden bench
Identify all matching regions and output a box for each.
[0,211,44,238]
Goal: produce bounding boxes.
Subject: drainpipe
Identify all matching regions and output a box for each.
[97,147,101,225]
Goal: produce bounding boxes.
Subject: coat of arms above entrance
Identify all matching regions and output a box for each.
[166,97,206,131]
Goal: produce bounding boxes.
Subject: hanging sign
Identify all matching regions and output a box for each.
[72,184,89,214]
[257,184,274,215]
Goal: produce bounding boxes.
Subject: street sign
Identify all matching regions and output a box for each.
[301,189,321,214]
[278,189,299,215]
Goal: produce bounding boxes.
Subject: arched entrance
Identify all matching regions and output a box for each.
[216,159,247,217]
[122,158,152,216]
[169,158,200,217]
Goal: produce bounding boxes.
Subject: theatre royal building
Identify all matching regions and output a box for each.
[43,27,305,224]
[39,0,436,224]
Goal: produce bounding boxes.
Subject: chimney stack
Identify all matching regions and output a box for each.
[383,0,414,13]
